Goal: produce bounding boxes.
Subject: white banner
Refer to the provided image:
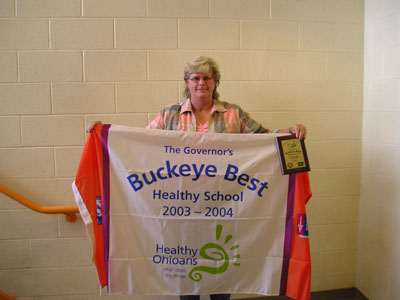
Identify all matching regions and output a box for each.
[73,125,311,299]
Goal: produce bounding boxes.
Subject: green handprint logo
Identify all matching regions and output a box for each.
[189,224,240,282]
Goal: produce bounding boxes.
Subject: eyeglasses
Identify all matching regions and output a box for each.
[188,76,214,83]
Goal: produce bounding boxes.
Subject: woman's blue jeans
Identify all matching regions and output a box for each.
[179,295,230,300]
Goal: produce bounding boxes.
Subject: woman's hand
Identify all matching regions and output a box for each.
[288,124,307,140]
[86,121,103,133]
[278,124,307,139]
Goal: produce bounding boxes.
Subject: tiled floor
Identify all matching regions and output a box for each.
[309,288,368,300]
[239,288,368,300]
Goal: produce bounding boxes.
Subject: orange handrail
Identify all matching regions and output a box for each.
[0,290,16,300]
[0,183,79,222]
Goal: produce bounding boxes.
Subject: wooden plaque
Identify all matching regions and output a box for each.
[275,135,311,175]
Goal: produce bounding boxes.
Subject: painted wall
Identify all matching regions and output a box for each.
[356,0,400,299]
[0,0,364,298]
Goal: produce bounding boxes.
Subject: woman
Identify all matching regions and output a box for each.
[87,56,307,300]
[146,56,306,138]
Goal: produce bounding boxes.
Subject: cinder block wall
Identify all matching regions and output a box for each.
[357,0,400,299]
[0,0,364,298]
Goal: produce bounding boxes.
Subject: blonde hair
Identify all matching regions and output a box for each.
[183,56,221,99]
